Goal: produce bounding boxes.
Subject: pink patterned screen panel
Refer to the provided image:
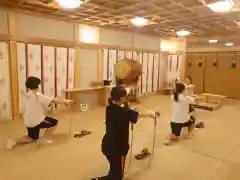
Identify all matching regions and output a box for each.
[27,44,42,92]
[0,42,12,120]
[125,51,133,59]
[17,43,27,113]
[153,54,160,92]
[56,47,68,98]
[42,46,55,97]
[68,48,75,89]
[17,43,75,112]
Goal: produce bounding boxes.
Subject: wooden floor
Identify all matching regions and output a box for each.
[1,95,240,180]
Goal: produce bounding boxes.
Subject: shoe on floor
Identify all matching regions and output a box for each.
[164,139,175,146]
[6,139,17,150]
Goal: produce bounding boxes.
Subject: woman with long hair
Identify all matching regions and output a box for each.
[164,83,196,145]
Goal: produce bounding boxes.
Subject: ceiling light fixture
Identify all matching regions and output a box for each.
[208,39,218,43]
[176,30,191,36]
[225,42,234,46]
[207,0,235,13]
[130,17,148,27]
[56,0,84,9]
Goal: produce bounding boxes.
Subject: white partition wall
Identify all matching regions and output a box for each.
[0,42,12,120]
[147,53,154,93]
[159,53,168,89]
[142,53,148,95]
[67,48,75,89]
[102,49,162,95]
[109,49,117,84]
[79,49,98,88]
[117,51,125,62]
[102,49,109,80]
[168,54,181,85]
[17,43,27,113]
[56,47,68,98]
[17,43,75,112]
[125,51,133,59]
[42,46,55,97]
[153,54,160,91]
[27,44,42,92]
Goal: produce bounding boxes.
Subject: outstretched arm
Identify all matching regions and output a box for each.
[132,107,156,118]
[52,98,74,105]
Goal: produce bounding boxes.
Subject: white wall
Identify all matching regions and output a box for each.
[0,9,8,34]
[13,13,75,41]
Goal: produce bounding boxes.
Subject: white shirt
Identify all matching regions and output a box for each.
[171,94,195,123]
[23,91,53,127]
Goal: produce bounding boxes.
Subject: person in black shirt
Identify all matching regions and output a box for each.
[92,86,155,180]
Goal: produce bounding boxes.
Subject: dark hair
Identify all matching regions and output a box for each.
[185,76,192,84]
[174,83,185,101]
[25,76,41,90]
[110,86,127,101]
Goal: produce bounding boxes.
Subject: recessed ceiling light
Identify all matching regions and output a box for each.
[208,40,218,43]
[130,17,148,27]
[57,0,84,9]
[176,30,191,36]
[225,42,234,46]
[207,0,235,13]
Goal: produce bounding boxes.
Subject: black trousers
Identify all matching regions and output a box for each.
[99,153,126,180]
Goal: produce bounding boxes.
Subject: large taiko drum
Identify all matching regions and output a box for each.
[115,59,142,86]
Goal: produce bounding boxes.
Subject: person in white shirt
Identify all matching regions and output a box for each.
[184,76,195,96]
[6,76,73,150]
[164,83,196,145]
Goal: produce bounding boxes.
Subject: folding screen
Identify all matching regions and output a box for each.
[42,46,55,97]
[102,49,162,96]
[159,53,168,89]
[136,52,143,95]
[153,53,160,91]
[125,51,133,59]
[117,51,125,62]
[142,52,148,95]
[0,42,12,120]
[109,49,117,84]
[102,49,108,81]
[27,44,42,93]
[167,54,181,85]
[56,47,68,98]
[17,43,27,113]
[147,53,154,93]
[68,48,75,90]
[17,43,75,112]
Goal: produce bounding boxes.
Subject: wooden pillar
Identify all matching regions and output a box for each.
[7,12,20,120]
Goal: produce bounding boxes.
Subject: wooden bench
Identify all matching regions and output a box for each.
[201,93,226,105]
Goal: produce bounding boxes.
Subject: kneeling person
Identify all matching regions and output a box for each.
[6,76,73,149]
[165,83,196,145]
[92,86,155,180]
